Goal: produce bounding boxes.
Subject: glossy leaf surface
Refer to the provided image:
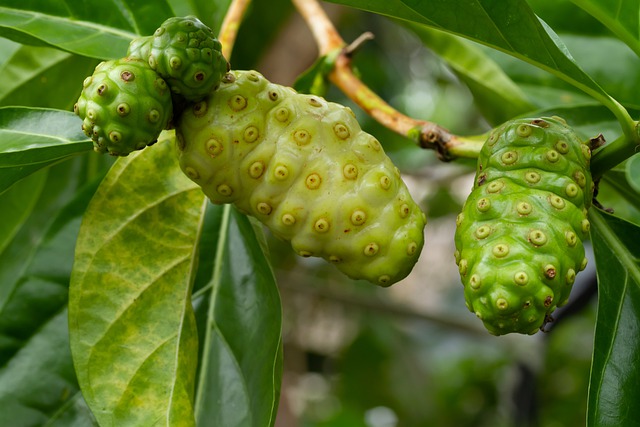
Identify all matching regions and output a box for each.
[588,209,640,427]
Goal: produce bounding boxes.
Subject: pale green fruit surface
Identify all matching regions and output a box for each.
[176,70,426,286]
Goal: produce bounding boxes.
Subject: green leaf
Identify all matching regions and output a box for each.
[404,23,534,125]
[0,165,100,425]
[570,0,640,57]
[193,206,282,427]
[0,107,93,195]
[588,209,640,426]
[326,0,634,134]
[0,170,45,255]
[293,50,340,96]
[0,1,174,59]
[0,45,98,109]
[69,137,205,427]
[626,154,640,194]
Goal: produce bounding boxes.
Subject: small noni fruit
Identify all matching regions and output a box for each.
[175,70,426,286]
[74,58,172,156]
[145,16,229,101]
[454,117,593,335]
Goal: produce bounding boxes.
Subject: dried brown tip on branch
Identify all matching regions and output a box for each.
[344,32,375,57]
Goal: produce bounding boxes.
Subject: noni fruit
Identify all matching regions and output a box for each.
[175,70,426,286]
[74,58,172,156]
[454,117,593,335]
[146,16,229,101]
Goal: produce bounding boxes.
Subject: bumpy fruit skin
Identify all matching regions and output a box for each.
[454,117,593,335]
[146,16,229,101]
[176,70,426,285]
[74,58,172,156]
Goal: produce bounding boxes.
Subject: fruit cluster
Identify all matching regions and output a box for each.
[74,16,426,286]
[454,117,593,335]
[74,16,229,156]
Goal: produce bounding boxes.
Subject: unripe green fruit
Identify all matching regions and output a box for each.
[74,58,173,156]
[176,70,426,285]
[454,117,593,335]
[146,16,229,101]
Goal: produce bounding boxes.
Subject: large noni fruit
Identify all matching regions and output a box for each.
[74,58,173,156]
[176,70,426,285]
[454,117,593,335]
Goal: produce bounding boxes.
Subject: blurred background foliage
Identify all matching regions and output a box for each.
[0,0,612,425]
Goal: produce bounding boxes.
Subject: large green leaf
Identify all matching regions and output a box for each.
[0,0,174,59]
[570,0,640,57]
[0,107,93,195]
[0,45,98,109]
[588,209,640,427]
[326,0,632,131]
[69,137,204,426]
[193,206,282,427]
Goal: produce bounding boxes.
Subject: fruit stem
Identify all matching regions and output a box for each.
[591,127,640,179]
[292,0,483,160]
[219,0,252,60]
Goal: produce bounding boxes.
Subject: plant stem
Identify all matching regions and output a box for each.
[591,132,640,179]
[291,0,484,160]
[219,0,252,60]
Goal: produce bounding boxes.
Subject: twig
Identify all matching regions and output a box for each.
[291,0,485,160]
[219,0,252,60]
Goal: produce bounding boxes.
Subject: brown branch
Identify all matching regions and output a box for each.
[219,0,252,60]
[291,0,484,160]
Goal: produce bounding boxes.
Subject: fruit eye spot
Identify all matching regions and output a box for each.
[97,84,107,95]
[217,184,233,196]
[333,123,350,140]
[492,244,509,258]
[407,242,418,256]
[293,129,311,145]
[516,201,532,215]
[501,151,518,165]
[400,203,410,218]
[268,90,279,101]
[274,165,289,180]
[487,180,504,193]
[546,149,560,163]
[378,275,391,285]
[206,138,223,157]
[249,161,265,179]
[556,140,570,154]
[256,202,272,215]
[476,197,491,212]
[573,171,586,188]
[474,225,491,239]
[314,218,330,233]
[516,124,532,137]
[524,171,541,184]
[549,195,566,209]
[305,173,321,189]
[343,164,358,180]
[363,243,379,256]
[194,71,205,82]
[458,259,468,275]
[495,298,509,310]
[379,175,391,190]
[282,214,296,226]
[514,272,529,286]
[274,107,289,122]
[170,56,182,69]
[109,131,122,142]
[469,274,481,289]
[192,100,208,117]
[116,103,130,116]
[544,264,557,279]
[121,71,134,82]
[565,231,577,246]
[350,210,367,226]
[581,219,590,234]
[185,166,200,180]
[565,183,579,198]
[566,268,576,284]
[244,125,259,143]
[329,255,341,263]
[308,97,322,107]
[229,94,247,111]
[528,229,547,246]
[148,109,161,123]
